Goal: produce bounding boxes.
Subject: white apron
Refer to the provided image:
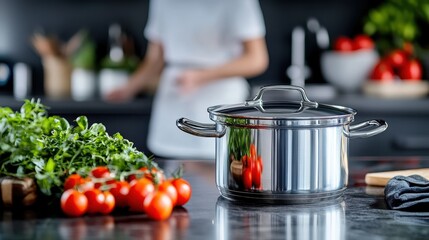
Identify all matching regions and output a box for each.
[144,0,265,159]
[147,65,250,160]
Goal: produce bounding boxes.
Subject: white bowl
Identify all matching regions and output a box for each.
[321,49,379,93]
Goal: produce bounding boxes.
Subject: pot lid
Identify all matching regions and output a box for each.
[208,85,356,127]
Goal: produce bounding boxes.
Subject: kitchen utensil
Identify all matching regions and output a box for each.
[13,63,32,99]
[0,62,11,87]
[71,68,96,101]
[177,85,388,203]
[365,168,429,187]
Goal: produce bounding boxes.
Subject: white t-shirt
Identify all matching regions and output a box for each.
[144,0,266,160]
[144,0,266,66]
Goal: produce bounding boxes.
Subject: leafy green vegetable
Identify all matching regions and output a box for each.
[363,0,429,53]
[0,99,155,197]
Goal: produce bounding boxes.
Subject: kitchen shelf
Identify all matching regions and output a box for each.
[2,93,429,116]
[0,95,153,115]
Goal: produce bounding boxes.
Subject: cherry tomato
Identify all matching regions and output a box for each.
[61,189,88,217]
[333,36,354,52]
[242,168,253,190]
[128,178,155,212]
[252,160,262,189]
[144,191,173,221]
[91,166,110,178]
[353,34,374,50]
[400,59,422,81]
[370,60,395,82]
[109,181,130,208]
[127,174,137,183]
[140,167,165,183]
[99,191,115,215]
[171,178,192,206]
[158,180,178,206]
[386,50,408,68]
[79,178,95,192]
[84,189,104,214]
[64,174,83,190]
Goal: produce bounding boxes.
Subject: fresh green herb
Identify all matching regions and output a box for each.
[0,99,155,197]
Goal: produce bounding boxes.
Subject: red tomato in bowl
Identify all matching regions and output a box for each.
[333,36,354,52]
[400,59,422,81]
[370,61,395,82]
[353,34,374,50]
[386,50,408,68]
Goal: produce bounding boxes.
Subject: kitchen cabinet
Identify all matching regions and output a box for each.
[1,93,429,157]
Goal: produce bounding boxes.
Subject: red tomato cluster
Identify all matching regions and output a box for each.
[60,166,192,221]
[333,34,375,52]
[370,45,422,82]
[241,144,263,190]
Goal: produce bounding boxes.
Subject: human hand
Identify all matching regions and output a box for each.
[176,69,208,94]
[105,85,135,102]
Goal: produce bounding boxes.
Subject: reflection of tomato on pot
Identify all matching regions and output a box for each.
[241,144,263,191]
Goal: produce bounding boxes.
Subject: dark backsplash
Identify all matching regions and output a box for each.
[0,0,381,96]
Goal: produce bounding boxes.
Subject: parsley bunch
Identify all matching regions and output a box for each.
[0,99,154,197]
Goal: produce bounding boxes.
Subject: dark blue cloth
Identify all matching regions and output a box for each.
[385,175,429,211]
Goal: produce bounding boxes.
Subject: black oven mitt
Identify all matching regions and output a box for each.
[385,175,429,211]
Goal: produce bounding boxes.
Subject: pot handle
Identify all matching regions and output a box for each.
[246,85,319,108]
[346,119,388,138]
[176,118,226,138]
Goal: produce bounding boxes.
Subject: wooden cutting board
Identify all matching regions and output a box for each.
[365,168,429,187]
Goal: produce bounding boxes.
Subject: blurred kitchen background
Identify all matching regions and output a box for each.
[1,0,429,158]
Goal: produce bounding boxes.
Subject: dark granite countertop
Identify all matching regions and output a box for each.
[2,157,429,239]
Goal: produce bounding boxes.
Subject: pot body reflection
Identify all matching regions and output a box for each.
[215,197,346,240]
[216,123,349,204]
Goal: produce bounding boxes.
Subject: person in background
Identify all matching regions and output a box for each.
[107,0,268,160]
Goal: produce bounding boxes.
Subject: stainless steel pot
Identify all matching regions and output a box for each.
[177,85,387,203]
